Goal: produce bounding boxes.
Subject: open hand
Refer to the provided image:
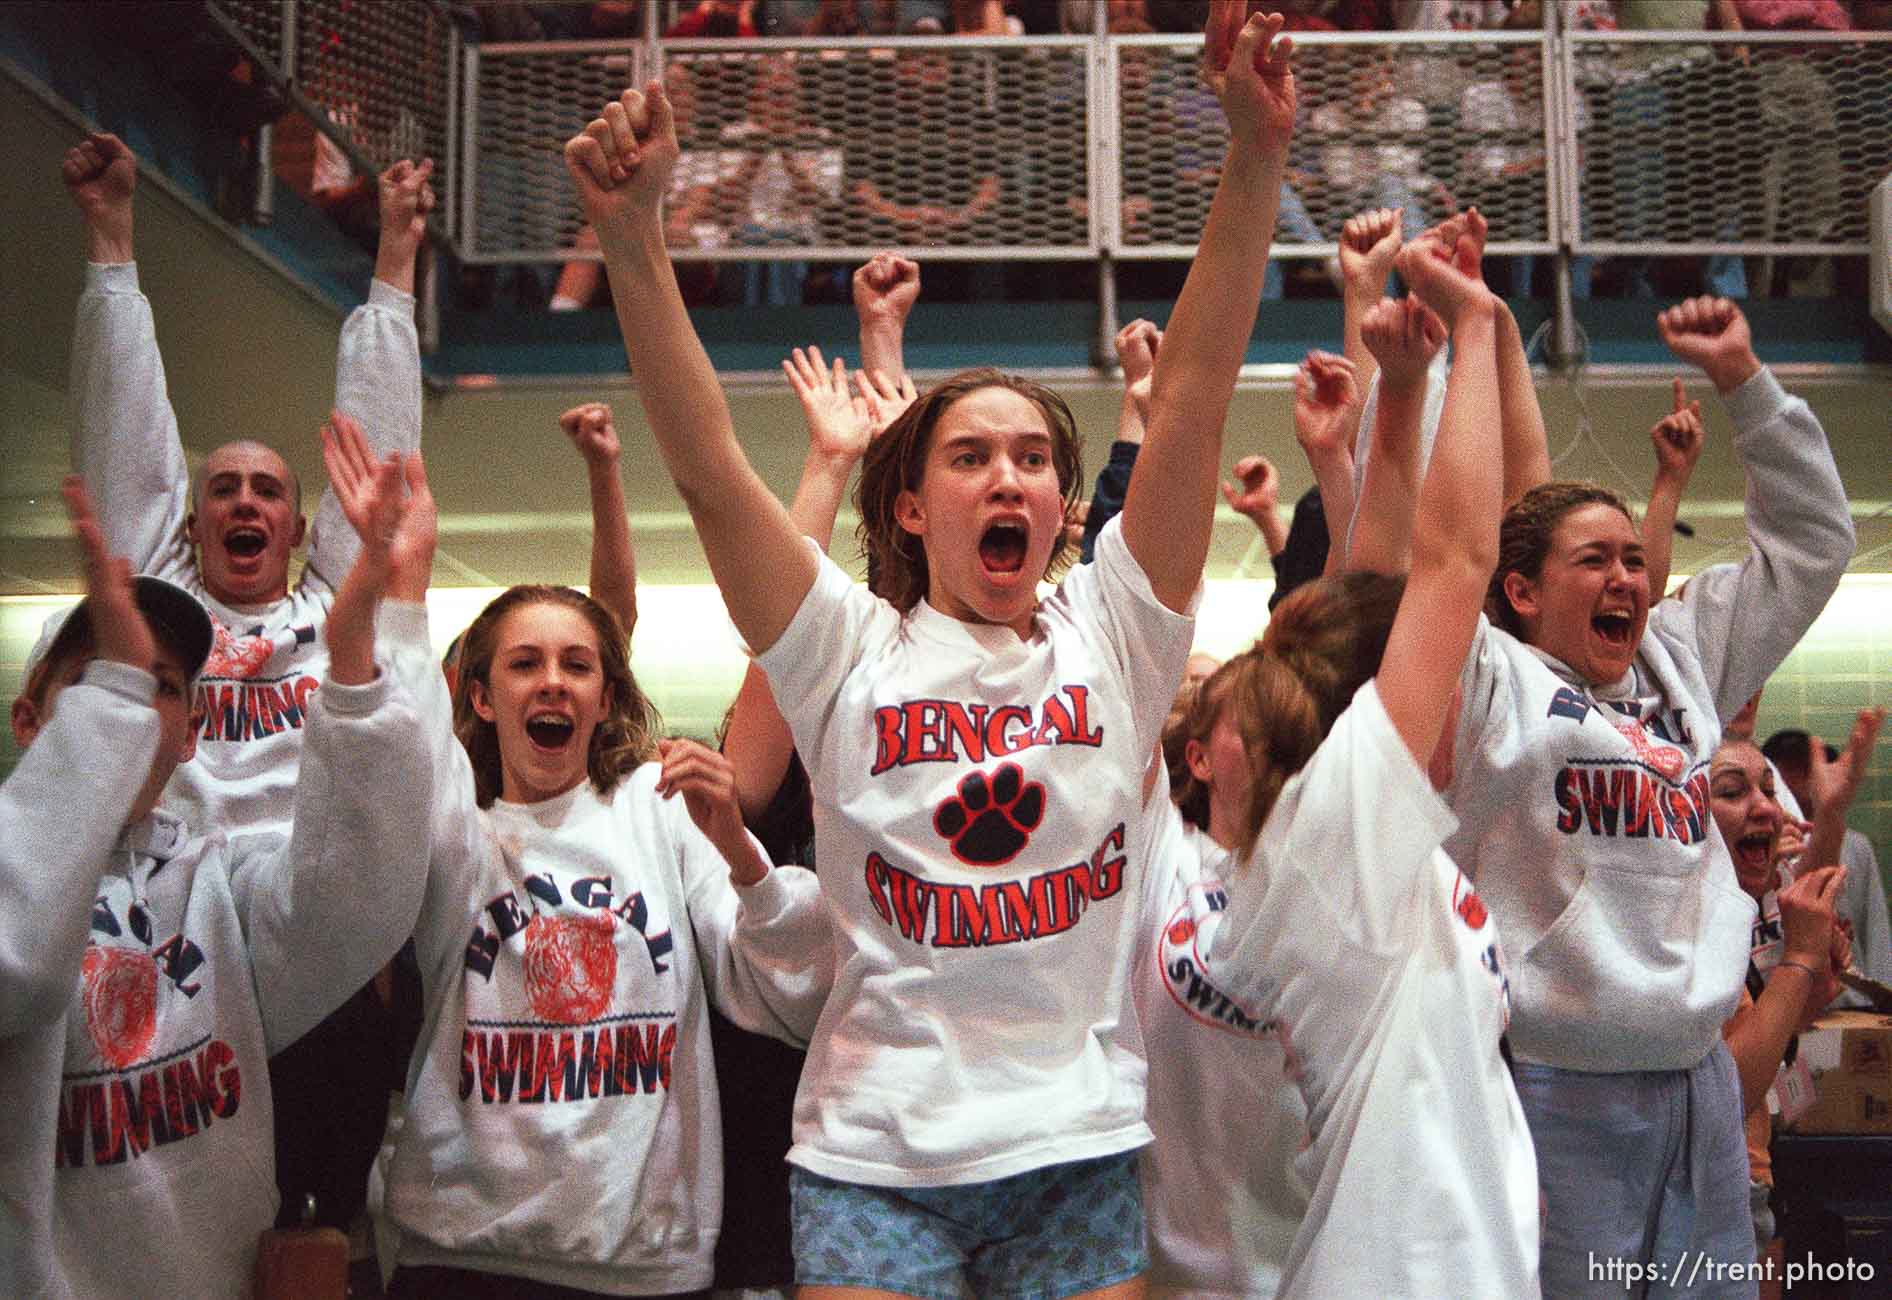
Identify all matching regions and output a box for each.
[858,367,918,438]
[1808,707,1888,822]
[63,476,156,674]
[1201,8,1295,154]
[322,411,436,586]
[784,346,871,462]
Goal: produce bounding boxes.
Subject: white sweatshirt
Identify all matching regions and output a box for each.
[376,603,831,1295]
[0,661,430,1299]
[1445,367,1854,1072]
[70,262,421,837]
[755,517,1198,1188]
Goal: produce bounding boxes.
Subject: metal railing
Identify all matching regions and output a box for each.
[209,5,1892,278]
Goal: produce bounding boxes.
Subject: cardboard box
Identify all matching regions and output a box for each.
[1782,1011,1892,1135]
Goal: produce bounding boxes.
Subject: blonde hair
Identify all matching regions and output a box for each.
[855,367,1083,612]
[451,585,660,808]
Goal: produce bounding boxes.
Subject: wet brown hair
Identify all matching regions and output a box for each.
[1488,481,1634,639]
[855,367,1083,614]
[451,585,661,808]
[1225,571,1407,851]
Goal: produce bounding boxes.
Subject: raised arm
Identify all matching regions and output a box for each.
[560,402,638,639]
[720,346,883,821]
[1079,320,1160,563]
[1654,297,1856,721]
[1290,350,1364,575]
[1376,233,1504,765]
[246,427,433,1052]
[1804,709,1887,888]
[853,252,920,382]
[64,133,195,586]
[319,429,404,688]
[1494,294,1551,507]
[0,481,162,1035]
[1642,378,1706,599]
[1724,865,1847,1114]
[307,159,431,592]
[1220,455,1288,559]
[1338,206,1403,395]
[568,84,814,652]
[1346,297,1444,576]
[1123,9,1294,612]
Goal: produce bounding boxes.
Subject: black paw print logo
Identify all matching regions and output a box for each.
[933,762,1046,867]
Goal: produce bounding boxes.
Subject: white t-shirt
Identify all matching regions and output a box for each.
[1199,683,1540,1299]
[757,516,1197,1186]
[1135,801,1310,1298]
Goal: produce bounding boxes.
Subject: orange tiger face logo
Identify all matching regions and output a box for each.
[523,912,618,1023]
[82,945,158,1069]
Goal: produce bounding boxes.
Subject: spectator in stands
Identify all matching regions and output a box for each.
[1456,11,1594,296]
[1715,0,1850,296]
[1303,49,1448,245]
[1763,716,1892,1007]
[552,61,723,310]
[1604,0,1748,297]
[716,54,843,305]
[849,48,1004,297]
[668,0,761,37]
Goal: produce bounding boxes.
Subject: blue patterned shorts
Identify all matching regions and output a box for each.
[790,1150,1148,1300]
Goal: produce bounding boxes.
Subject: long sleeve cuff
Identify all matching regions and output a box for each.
[317,670,391,716]
[80,659,157,706]
[85,260,142,293]
[376,598,433,652]
[1722,365,1789,431]
[366,277,417,316]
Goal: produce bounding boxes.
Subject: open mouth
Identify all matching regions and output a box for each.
[1591,611,1634,649]
[1733,831,1775,878]
[525,713,575,751]
[979,522,1028,576]
[225,528,267,559]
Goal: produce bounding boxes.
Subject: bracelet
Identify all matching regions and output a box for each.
[1777,959,1822,980]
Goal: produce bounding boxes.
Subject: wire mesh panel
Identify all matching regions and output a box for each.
[1116,32,1553,259]
[208,0,288,72]
[465,41,647,261]
[1569,32,1892,253]
[467,36,1094,262]
[293,0,455,181]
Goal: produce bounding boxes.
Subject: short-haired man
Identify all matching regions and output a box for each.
[63,131,430,835]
